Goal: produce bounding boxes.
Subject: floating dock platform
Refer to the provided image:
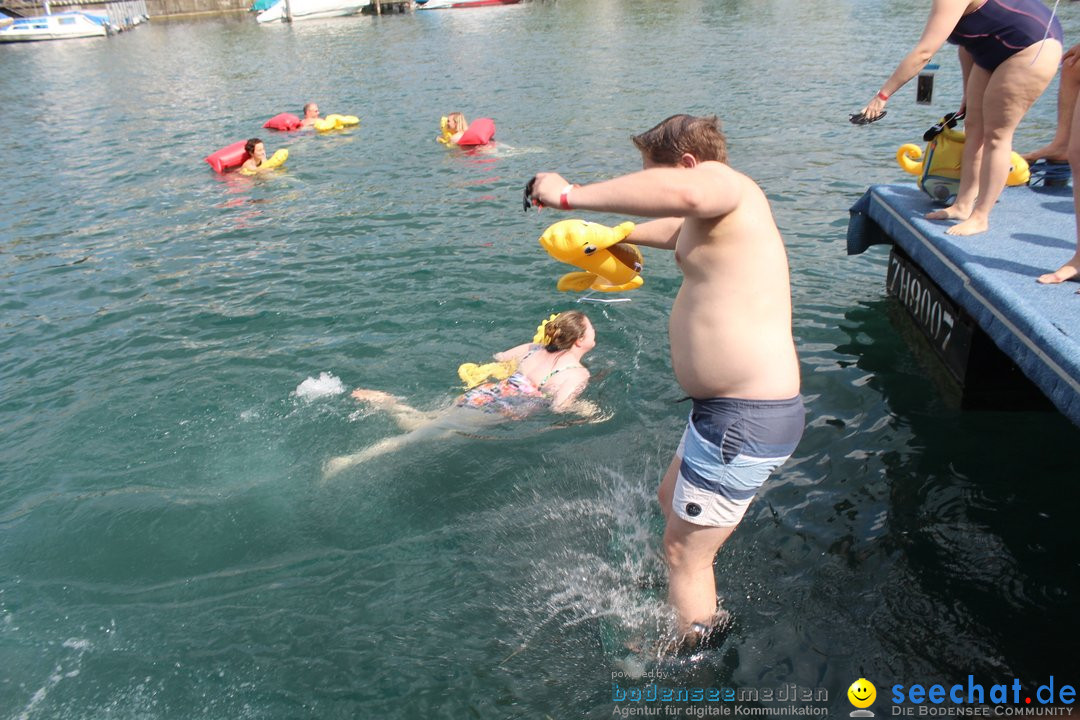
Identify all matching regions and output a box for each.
[847,182,1080,428]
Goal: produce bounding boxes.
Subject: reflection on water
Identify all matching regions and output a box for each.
[1,0,1078,717]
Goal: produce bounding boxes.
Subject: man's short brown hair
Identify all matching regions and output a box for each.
[632,114,727,165]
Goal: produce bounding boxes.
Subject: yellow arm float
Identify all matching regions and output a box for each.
[239,148,288,175]
[457,361,516,388]
[314,114,360,132]
[456,315,563,388]
[538,219,643,293]
[436,116,453,145]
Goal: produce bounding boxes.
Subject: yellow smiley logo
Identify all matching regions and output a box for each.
[848,678,876,708]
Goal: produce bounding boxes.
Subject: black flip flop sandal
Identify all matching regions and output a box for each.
[849,110,887,125]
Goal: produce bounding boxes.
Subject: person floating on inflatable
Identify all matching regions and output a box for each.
[239,138,288,175]
[300,102,320,129]
[264,103,340,132]
[205,138,287,174]
[437,112,496,147]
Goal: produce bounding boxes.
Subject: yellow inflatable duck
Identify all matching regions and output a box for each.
[239,148,288,176]
[897,115,1029,202]
[313,114,360,132]
[538,219,643,292]
[457,315,559,389]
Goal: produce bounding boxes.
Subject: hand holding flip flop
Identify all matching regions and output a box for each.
[522,176,539,211]
[850,91,889,125]
[522,172,572,212]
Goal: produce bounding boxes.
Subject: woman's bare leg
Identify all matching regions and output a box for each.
[927,58,989,222]
[949,41,1063,236]
[323,422,453,478]
[1039,84,1080,283]
[323,406,500,479]
[351,388,438,431]
[1023,48,1080,164]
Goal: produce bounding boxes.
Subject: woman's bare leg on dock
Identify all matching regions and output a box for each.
[1039,74,1080,285]
[1023,45,1080,165]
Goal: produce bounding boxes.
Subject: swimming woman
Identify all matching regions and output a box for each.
[240,138,270,174]
[323,311,597,477]
[445,112,468,144]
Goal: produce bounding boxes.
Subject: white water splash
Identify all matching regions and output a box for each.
[293,372,345,401]
[18,638,92,720]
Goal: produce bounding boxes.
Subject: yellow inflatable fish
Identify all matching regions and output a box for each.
[313,114,360,132]
[538,219,643,292]
[897,115,1029,202]
[456,315,560,389]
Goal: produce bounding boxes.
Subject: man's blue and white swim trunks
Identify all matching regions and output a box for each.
[673,396,805,527]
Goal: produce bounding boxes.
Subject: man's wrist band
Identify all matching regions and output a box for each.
[560,184,574,210]
[877,91,890,102]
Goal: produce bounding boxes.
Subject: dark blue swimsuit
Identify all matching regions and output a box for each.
[947,0,1063,70]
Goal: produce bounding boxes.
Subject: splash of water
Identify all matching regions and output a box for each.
[293,372,345,401]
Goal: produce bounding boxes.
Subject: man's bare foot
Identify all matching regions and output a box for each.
[350,388,399,406]
[945,216,989,236]
[660,610,735,656]
[1021,143,1069,165]
[926,206,970,221]
[1037,255,1080,284]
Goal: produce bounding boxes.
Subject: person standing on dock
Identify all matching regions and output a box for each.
[856,0,1063,237]
[1022,42,1080,286]
[527,114,805,650]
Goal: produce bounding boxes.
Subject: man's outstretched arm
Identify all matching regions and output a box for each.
[530,163,742,220]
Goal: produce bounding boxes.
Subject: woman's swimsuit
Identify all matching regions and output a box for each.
[455,346,582,419]
[947,0,1063,71]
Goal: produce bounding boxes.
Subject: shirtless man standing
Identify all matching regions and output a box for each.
[529,114,804,646]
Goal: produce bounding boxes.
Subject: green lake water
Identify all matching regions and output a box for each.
[2,1,1079,717]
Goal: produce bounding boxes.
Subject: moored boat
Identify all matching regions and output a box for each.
[416,0,521,9]
[255,0,367,23]
[0,11,108,42]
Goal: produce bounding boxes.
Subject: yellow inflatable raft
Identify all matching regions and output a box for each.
[313,114,360,132]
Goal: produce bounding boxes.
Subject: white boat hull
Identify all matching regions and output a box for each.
[256,0,367,23]
[0,12,108,42]
[416,0,520,8]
